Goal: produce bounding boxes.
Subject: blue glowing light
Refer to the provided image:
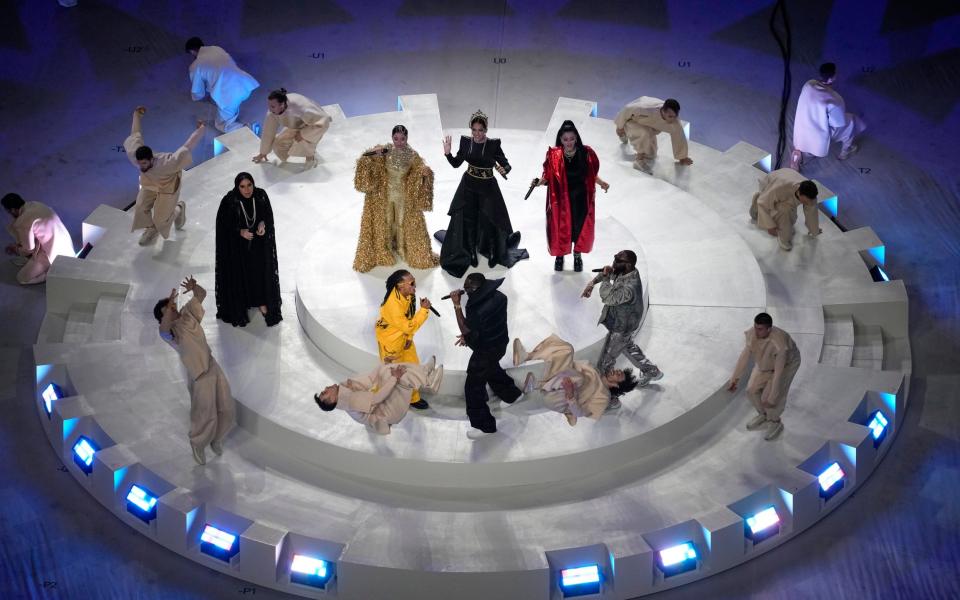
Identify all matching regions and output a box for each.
[822,196,838,218]
[42,382,63,417]
[213,138,224,156]
[867,245,886,266]
[867,410,889,446]
[745,506,781,543]
[200,524,239,561]
[590,103,598,117]
[560,565,601,597]
[252,121,262,137]
[291,555,332,589]
[757,154,772,173]
[658,542,698,577]
[818,462,845,499]
[876,266,890,281]
[126,484,159,523]
[72,436,98,474]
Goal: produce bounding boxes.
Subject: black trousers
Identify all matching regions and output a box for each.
[464,344,522,432]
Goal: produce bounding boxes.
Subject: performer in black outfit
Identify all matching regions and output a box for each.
[215,172,282,327]
[447,273,523,439]
[436,109,527,277]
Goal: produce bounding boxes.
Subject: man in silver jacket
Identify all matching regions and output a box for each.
[582,249,663,408]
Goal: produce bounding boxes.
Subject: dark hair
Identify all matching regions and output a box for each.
[153,298,170,323]
[819,62,837,80]
[470,114,488,129]
[382,269,416,319]
[185,37,203,53]
[135,146,153,161]
[1,193,25,211]
[609,368,639,399]
[754,312,773,326]
[798,180,818,200]
[234,171,255,191]
[662,98,681,114]
[315,392,336,411]
[268,88,288,103]
[392,124,408,137]
[555,120,586,149]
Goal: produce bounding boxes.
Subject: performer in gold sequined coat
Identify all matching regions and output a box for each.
[352,125,439,272]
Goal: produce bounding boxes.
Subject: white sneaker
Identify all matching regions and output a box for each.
[746,414,768,430]
[138,227,159,246]
[522,372,537,394]
[191,444,206,465]
[426,366,443,395]
[304,156,317,169]
[838,144,859,160]
[174,201,186,230]
[765,420,784,440]
[564,412,578,427]
[423,355,436,377]
[512,338,527,366]
[466,428,495,441]
[210,440,223,456]
[778,239,793,251]
[632,158,651,173]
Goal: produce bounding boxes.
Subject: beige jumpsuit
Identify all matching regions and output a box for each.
[731,326,801,421]
[6,201,74,284]
[336,363,430,435]
[614,96,689,161]
[258,92,332,161]
[750,168,820,250]
[525,334,611,425]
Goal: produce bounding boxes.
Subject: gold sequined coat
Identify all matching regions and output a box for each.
[352,144,440,272]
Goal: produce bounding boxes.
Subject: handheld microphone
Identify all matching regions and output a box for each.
[591,268,606,273]
[441,289,465,300]
[428,306,441,317]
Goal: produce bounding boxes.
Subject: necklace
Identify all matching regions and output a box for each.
[239,194,256,229]
[564,148,577,161]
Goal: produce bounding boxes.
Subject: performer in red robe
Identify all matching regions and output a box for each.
[536,120,609,272]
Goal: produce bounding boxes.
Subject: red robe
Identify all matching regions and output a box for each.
[543,146,599,256]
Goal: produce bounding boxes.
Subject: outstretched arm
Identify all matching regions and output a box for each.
[182,121,206,152]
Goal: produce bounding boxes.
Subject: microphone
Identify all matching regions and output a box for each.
[441,290,464,300]
[428,306,441,317]
[362,147,390,157]
[591,268,608,273]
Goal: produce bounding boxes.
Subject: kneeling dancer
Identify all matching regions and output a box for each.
[513,334,638,426]
[314,361,443,435]
[155,276,236,465]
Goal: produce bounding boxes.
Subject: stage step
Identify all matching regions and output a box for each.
[724,140,771,172]
[852,324,884,370]
[820,315,855,367]
[61,304,96,344]
[89,295,126,342]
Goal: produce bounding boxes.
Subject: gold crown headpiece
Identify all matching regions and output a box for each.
[469,109,488,127]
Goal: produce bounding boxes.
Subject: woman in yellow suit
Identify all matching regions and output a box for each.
[375,269,433,409]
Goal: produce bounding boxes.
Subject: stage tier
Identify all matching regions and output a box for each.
[34,95,910,599]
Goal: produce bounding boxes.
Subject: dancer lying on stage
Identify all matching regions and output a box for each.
[437,109,527,276]
[513,334,638,426]
[313,360,443,435]
[582,249,663,410]
[791,62,866,171]
[376,269,434,409]
[3,193,74,285]
[614,96,692,170]
[727,312,801,441]
[253,88,332,167]
[185,37,259,133]
[155,276,236,465]
[352,124,439,272]
[749,168,819,251]
[534,119,609,272]
[447,273,523,439]
[125,106,205,246]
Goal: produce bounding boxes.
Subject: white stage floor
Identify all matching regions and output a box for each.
[32,95,911,599]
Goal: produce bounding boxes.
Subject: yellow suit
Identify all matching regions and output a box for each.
[375,289,429,403]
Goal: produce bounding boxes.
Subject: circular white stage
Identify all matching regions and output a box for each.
[32,95,910,599]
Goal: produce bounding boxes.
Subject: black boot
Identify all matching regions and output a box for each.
[554,256,564,271]
[573,252,583,272]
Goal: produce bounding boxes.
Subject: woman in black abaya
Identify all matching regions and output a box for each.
[215,172,282,327]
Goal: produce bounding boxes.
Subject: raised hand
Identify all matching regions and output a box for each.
[442,135,452,155]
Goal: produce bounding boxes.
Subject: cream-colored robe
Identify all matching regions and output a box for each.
[749,168,820,250]
[793,79,865,156]
[189,45,259,132]
[336,363,429,434]
[162,296,236,448]
[731,326,801,420]
[614,96,689,160]
[6,201,74,285]
[526,334,610,424]
[258,92,332,160]
[125,113,201,238]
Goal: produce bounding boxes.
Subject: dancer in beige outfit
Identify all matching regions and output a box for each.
[252,88,332,166]
[155,276,236,465]
[513,334,638,426]
[727,312,801,440]
[614,96,692,170]
[314,360,443,435]
[125,106,205,245]
[3,193,74,285]
[749,168,820,251]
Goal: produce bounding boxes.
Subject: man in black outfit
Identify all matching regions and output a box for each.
[447,273,522,439]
